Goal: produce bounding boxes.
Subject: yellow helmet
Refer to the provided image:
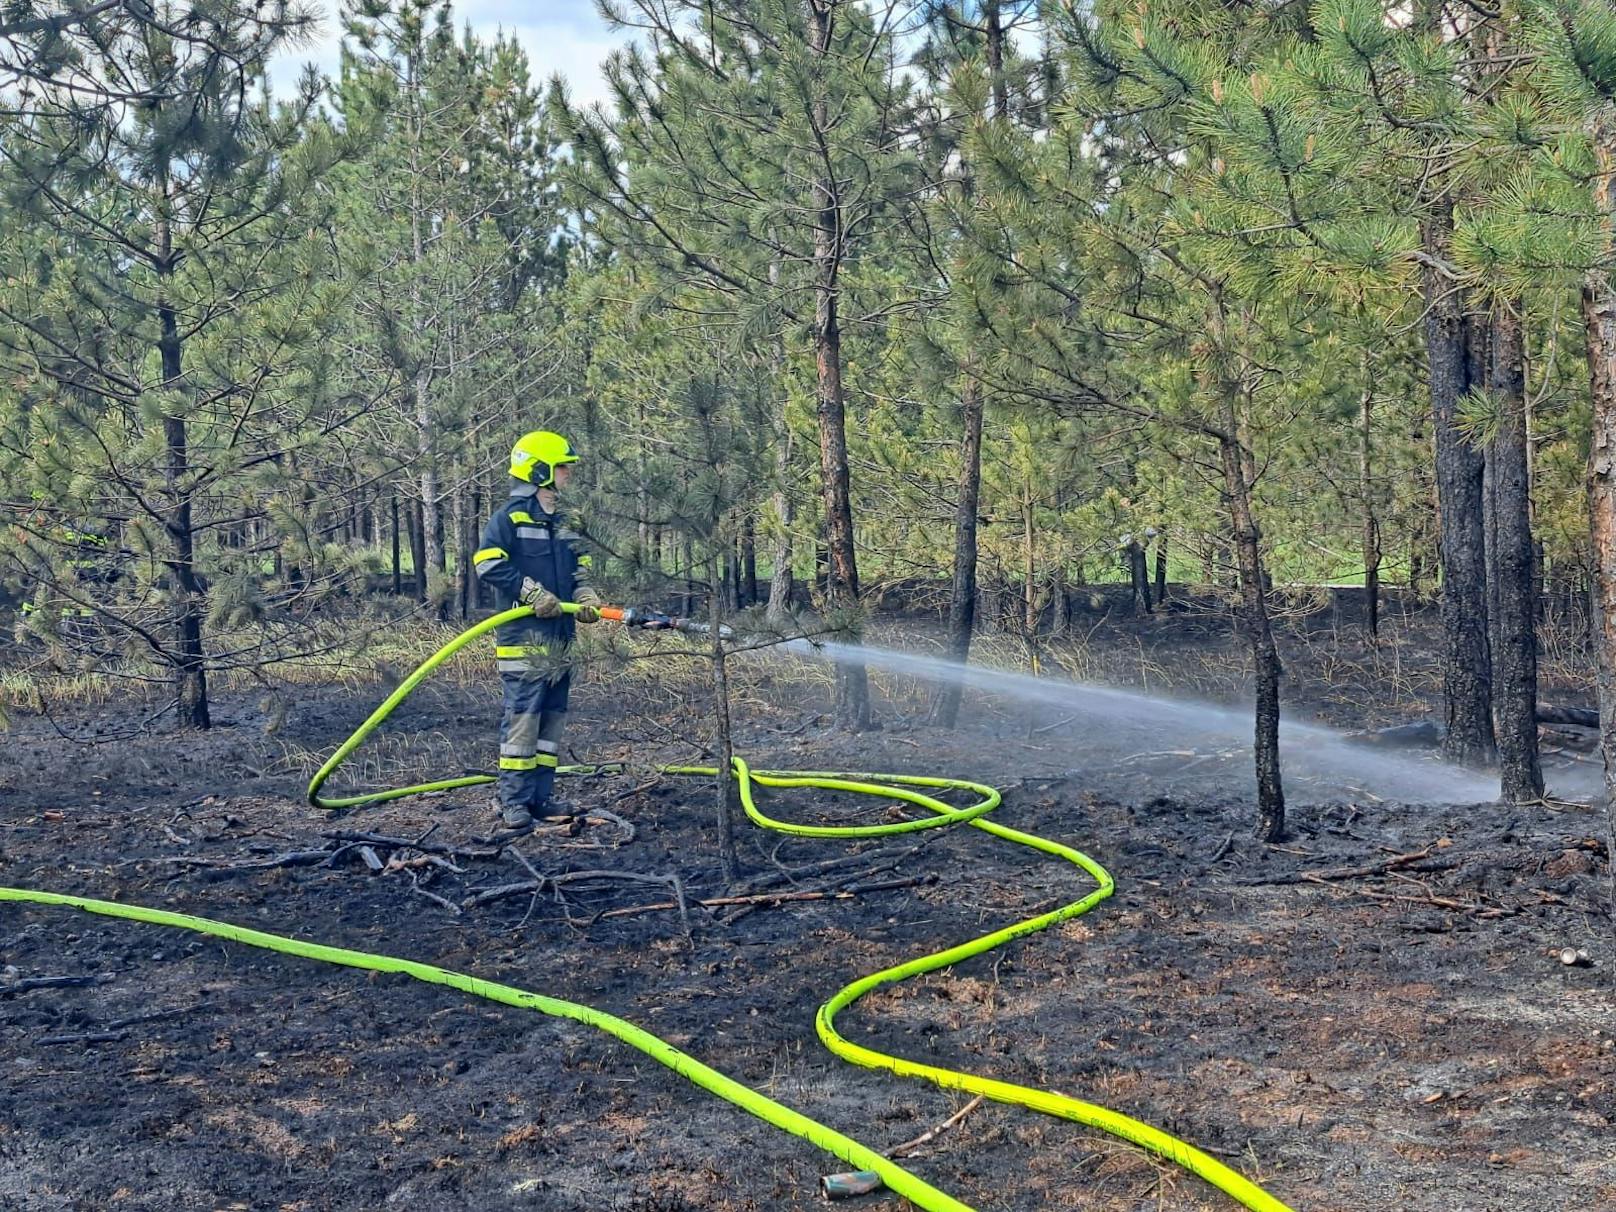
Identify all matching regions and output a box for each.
[508,430,579,486]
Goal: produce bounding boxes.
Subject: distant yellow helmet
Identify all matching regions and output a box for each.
[508,430,579,486]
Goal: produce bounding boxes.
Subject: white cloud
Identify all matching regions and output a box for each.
[267,1,626,110]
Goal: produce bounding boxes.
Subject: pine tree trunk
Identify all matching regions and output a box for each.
[1218,423,1284,841]
[1154,536,1167,606]
[391,493,402,596]
[708,557,741,884]
[767,260,795,624]
[1021,476,1038,635]
[1131,543,1153,613]
[453,486,469,621]
[742,516,758,606]
[767,429,795,622]
[1484,449,1500,671]
[1583,115,1616,832]
[1203,299,1283,840]
[470,489,483,612]
[929,0,1003,727]
[1424,206,1495,765]
[808,0,868,730]
[1491,303,1543,803]
[931,375,985,729]
[1359,375,1381,638]
[411,499,427,601]
[156,209,209,729]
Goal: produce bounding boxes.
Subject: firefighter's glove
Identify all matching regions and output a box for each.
[573,587,603,624]
[520,579,563,619]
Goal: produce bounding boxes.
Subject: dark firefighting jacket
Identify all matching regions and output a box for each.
[473,486,595,673]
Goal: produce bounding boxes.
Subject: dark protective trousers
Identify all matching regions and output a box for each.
[497,669,571,812]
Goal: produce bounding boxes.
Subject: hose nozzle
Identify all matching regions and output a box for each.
[596,605,734,640]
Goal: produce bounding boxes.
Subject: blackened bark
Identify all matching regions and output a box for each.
[808,0,868,730]
[931,376,985,729]
[1130,543,1153,613]
[469,489,483,612]
[742,516,758,606]
[1358,377,1380,638]
[156,217,209,729]
[1424,207,1495,765]
[1219,428,1284,841]
[410,499,427,601]
[708,558,741,884]
[930,0,1006,726]
[391,494,402,596]
[1491,304,1543,802]
[1154,536,1167,605]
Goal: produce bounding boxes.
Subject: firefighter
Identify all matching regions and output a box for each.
[472,431,605,829]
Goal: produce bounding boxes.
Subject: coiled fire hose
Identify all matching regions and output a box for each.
[0,603,1296,1212]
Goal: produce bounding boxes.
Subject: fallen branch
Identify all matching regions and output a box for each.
[156,849,339,872]
[1,973,115,997]
[1030,715,1076,736]
[1241,847,1458,886]
[1305,877,1514,919]
[749,844,924,892]
[581,807,636,844]
[891,1095,986,1158]
[319,831,503,860]
[461,869,681,911]
[721,856,916,926]
[599,874,936,922]
[407,874,462,917]
[1538,704,1598,728]
[37,1030,127,1046]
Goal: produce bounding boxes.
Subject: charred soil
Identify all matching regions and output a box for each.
[1,597,1612,1212]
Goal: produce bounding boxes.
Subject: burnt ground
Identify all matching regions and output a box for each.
[1,594,1613,1212]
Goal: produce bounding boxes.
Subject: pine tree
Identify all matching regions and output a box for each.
[0,9,346,727]
[555,0,921,729]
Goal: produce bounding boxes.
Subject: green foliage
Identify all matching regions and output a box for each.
[7,0,1616,712]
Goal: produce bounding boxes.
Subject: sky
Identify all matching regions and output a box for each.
[266,0,626,108]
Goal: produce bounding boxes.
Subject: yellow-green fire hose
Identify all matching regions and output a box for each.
[1,603,1296,1212]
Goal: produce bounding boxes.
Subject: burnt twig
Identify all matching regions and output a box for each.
[1,973,116,996]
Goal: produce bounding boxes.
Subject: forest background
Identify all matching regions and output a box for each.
[5,0,1616,843]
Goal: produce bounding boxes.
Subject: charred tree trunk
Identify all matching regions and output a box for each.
[929,0,1005,726]
[410,499,427,602]
[708,557,741,884]
[156,212,209,729]
[1358,375,1381,638]
[1218,423,1285,842]
[1021,475,1038,636]
[1154,535,1167,606]
[454,487,471,621]
[1130,542,1153,613]
[742,515,758,607]
[1424,206,1495,765]
[1203,296,1284,840]
[808,0,868,730]
[767,432,796,623]
[931,376,985,729]
[1491,304,1543,802]
[390,494,402,596]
